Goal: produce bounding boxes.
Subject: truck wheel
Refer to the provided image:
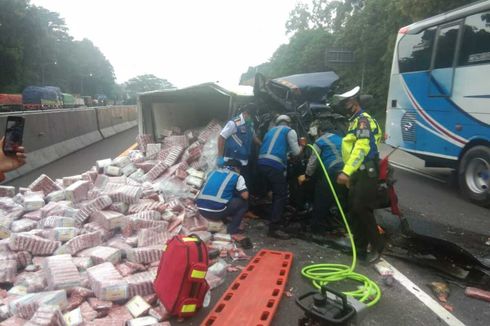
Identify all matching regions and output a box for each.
[458,145,490,207]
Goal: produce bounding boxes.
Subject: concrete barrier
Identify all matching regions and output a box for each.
[0,105,137,183]
[96,105,138,138]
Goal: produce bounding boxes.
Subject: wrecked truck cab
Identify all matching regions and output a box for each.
[253,72,347,138]
[254,71,340,112]
[137,83,254,141]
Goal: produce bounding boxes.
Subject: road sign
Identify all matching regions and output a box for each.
[325,48,355,64]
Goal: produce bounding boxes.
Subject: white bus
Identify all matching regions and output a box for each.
[385,0,490,206]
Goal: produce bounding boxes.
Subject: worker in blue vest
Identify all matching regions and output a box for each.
[217,105,262,192]
[258,115,305,240]
[196,159,252,248]
[298,120,347,235]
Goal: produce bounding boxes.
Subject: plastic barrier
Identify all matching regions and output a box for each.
[0,106,137,183]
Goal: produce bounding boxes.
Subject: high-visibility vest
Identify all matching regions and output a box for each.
[342,110,382,176]
[315,132,343,174]
[196,168,239,211]
[258,125,291,168]
[224,116,253,161]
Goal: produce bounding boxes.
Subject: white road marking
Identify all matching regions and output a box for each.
[381,258,465,326]
[390,161,447,183]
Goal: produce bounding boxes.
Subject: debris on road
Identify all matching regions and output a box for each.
[428,281,454,311]
[374,260,394,276]
[464,287,490,303]
[0,119,255,325]
[428,281,450,303]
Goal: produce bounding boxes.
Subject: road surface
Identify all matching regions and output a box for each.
[6,127,138,188]
[5,133,489,325]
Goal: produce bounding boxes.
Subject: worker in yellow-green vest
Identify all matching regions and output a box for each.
[334,86,384,264]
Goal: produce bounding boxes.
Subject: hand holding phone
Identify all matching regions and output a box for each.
[3,116,25,156]
[0,116,26,174]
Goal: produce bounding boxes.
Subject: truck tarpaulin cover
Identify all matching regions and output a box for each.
[254,71,339,110]
[0,94,22,105]
[22,86,60,104]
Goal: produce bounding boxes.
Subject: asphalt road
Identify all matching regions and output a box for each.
[4,132,489,325]
[5,127,138,189]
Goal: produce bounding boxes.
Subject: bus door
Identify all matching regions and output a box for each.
[419,21,463,157]
[429,21,462,98]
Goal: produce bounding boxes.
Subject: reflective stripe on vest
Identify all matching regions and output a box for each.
[316,133,343,171]
[258,126,290,167]
[224,117,253,161]
[197,169,239,204]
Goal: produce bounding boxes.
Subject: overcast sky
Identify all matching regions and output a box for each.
[31,0,304,87]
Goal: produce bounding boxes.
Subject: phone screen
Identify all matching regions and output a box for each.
[3,117,25,155]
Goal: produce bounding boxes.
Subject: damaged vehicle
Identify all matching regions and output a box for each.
[138,72,350,213]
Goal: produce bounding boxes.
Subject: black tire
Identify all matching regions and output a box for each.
[458,145,490,207]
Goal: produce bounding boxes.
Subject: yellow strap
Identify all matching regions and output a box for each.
[191,270,206,279]
[181,304,197,313]
[162,244,167,251]
[182,237,198,242]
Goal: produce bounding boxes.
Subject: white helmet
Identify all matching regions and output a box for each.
[276,114,291,125]
[332,86,360,105]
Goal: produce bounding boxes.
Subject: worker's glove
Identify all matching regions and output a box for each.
[216,156,225,167]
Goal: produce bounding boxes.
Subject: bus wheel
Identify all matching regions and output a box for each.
[459,145,490,207]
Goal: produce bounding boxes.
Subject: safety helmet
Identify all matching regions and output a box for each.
[332,86,361,106]
[275,114,292,125]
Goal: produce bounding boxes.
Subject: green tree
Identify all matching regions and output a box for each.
[124,74,174,94]
[244,0,478,122]
[0,0,117,98]
[123,74,175,103]
[240,29,334,82]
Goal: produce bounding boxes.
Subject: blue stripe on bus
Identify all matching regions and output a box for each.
[403,72,490,133]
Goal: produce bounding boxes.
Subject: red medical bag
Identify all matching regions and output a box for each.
[153,234,209,318]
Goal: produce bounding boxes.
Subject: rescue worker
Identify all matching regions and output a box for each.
[334,86,384,263]
[258,115,305,239]
[217,104,262,190]
[298,121,347,235]
[196,159,252,248]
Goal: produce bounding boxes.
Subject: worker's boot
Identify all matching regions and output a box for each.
[359,250,381,265]
[365,251,381,264]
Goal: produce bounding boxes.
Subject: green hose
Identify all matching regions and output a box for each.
[301,144,381,307]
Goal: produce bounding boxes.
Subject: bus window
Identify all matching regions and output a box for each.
[459,11,490,66]
[434,24,460,69]
[398,28,436,73]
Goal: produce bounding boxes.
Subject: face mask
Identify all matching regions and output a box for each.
[344,102,357,118]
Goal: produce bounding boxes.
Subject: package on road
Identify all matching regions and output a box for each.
[0,119,232,325]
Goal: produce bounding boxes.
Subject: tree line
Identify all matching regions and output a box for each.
[0,0,174,101]
[240,0,477,121]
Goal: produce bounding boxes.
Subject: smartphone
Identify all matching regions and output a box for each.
[3,116,25,156]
